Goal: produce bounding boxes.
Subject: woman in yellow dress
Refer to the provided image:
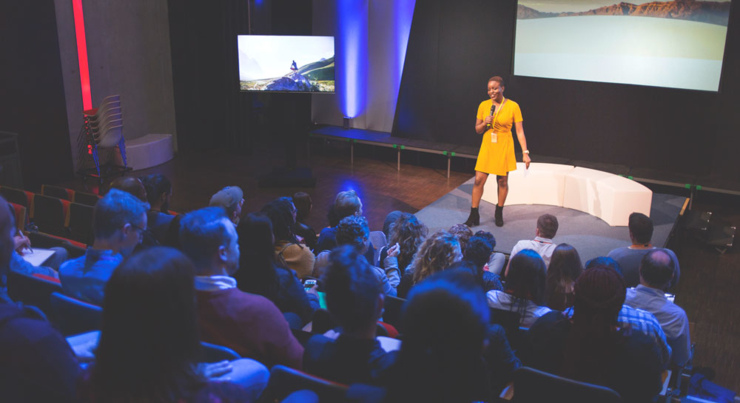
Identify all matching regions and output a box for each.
[464,76,530,228]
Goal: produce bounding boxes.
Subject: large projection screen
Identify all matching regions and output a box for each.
[238,35,335,93]
[513,0,732,91]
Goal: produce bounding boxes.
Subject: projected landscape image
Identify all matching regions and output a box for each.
[238,35,335,93]
[514,0,732,91]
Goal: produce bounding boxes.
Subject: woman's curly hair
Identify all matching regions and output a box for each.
[388,213,428,271]
[409,230,462,285]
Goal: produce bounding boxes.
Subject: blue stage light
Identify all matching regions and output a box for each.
[336,0,368,119]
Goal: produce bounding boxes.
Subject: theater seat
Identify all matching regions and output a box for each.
[7,270,63,314]
[68,202,95,245]
[32,194,70,237]
[50,292,102,336]
[508,366,622,403]
[262,365,349,403]
[73,191,101,207]
[41,184,75,201]
[200,341,241,363]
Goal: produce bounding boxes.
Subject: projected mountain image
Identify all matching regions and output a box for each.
[514,0,731,91]
[240,57,335,92]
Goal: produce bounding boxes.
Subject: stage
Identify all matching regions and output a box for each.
[414,177,687,263]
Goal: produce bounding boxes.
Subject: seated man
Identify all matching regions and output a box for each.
[209,186,244,226]
[508,214,559,271]
[314,215,399,297]
[315,190,375,263]
[303,245,396,385]
[625,250,691,367]
[59,189,147,305]
[607,212,680,290]
[109,176,148,202]
[141,173,174,243]
[180,207,303,368]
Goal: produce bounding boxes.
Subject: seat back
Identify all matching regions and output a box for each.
[7,271,63,314]
[263,365,349,403]
[8,202,27,231]
[511,367,622,403]
[491,307,527,349]
[32,194,68,237]
[382,295,406,332]
[200,341,241,363]
[0,186,33,209]
[41,184,74,201]
[68,202,95,245]
[27,232,86,259]
[49,292,102,336]
[73,191,101,207]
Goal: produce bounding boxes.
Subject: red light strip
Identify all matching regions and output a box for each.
[72,0,92,111]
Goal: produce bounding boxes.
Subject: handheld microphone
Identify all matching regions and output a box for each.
[487,103,496,128]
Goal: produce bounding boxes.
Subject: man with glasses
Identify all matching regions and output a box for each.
[59,189,148,305]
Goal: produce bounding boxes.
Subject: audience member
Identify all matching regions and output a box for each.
[292,192,317,250]
[379,212,427,275]
[314,215,399,297]
[79,247,269,402]
[487,249,550,327]
[543,243,583,311]
[180,207,303,368]
[162,213,184,250]
[508,214,559,270]
[141,173,174,243]
[233,213,319,327]
[210,186,244,226]
[262,197,315,280]
[381,210,403,240]
[474,230,506,275]
[304,245,396,385]
[607,212,680,290]
[448,223,474,252]
[315,190,363,253]
[524,266,664,402]
[59,189,148,305]
[109,176,147,202]
[9,223,67,279]
[0,195,80,401]
[463,235,504,292]
[585,256,623,276]
[625,250,691,366]
[397,230,462,298]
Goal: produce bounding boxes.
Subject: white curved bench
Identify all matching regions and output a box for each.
[481,163,652,226]
[125,133,175,170]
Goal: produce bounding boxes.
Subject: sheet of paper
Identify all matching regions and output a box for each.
[20,248,55,266]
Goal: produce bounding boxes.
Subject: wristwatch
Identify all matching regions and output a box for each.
[523,150,530,154]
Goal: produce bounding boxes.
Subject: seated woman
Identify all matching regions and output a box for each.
[463,234,504,292]
[262,197,315,280]
[379,212,427,275]
[487,249,551,328]
[524,266,664,403]
[544,243,583,311]
[396,230,462,299]
[233,213,319,327]
[78,247,269,402]
[292,192,317,251]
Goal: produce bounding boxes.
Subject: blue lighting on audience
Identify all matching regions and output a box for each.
[336,0,368,119]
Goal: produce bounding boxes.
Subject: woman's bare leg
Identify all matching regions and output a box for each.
[497,174,509,206]
[471,171,489,208]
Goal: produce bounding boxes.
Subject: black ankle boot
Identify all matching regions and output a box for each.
[495,205,504,227]
[464,207,480,227]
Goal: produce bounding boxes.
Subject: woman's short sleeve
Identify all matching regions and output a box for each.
[513,102,523,123]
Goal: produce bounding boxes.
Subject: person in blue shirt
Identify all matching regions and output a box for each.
[59,189,148,305]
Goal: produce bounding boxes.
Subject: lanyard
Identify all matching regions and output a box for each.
[491,98,506,131]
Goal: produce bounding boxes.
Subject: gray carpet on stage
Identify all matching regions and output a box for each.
[414,177,686,263]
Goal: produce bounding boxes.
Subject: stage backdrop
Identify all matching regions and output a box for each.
[392,0,740,180]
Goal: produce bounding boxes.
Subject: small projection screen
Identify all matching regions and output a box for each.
[513,0,732,91]
[238,35,335,93]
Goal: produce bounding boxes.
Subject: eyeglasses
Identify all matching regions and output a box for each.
[131,224,147,240]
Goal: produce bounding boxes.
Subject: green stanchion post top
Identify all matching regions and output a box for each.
[628,175,633,180]
[696,185,702,191]
[400,145,406,150]
[346,138,351,142]
[443,151,447,156]
[392,144,397,149]
[353,139,357,143]
[451,152,456,157]
[684,184,691,189]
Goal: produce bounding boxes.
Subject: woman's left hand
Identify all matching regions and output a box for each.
[523,153,531,169]
[201,361,233,378]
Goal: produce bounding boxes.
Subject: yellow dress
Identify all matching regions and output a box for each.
[474,99,523,176]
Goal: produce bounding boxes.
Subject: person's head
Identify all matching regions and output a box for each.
[536,214,558,239]
[335,215,370,253]
[93,189,149,256]
[142,173,172,213]
[639,249,674,290]
[487,76,505,101]
[409,230,462,285]
[505,249,547,305]
[464,235,494,270]
[545,244,583,304]
[0,197,15,275]
[93,247,203,401]
[563,265,626,384]
[388,213,428,271]
[448,223,474,252]
[629,212,654,244]
[333,190,363,221]
[382,210,403,239]
[234,213,279,298]
[109,176,147,202]
[261,198,299,245]
[474,230,497,250]
[209,186,244,226]
[322,245,383,334]
[393,269,489,402]
[179,207,239,275]
[446,260,485,286]
[585,256,623,277]
[292,192,312,223]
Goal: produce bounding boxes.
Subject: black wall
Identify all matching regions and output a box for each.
[0,1,73,190]
[394,0,740,180]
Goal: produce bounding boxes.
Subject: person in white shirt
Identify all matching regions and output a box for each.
[506,214,559,274]
[488,249,551,327]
